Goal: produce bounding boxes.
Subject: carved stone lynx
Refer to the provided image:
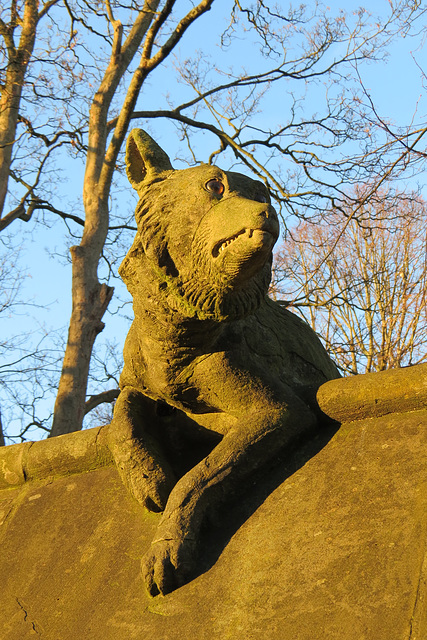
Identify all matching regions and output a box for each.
[108,129,340,595]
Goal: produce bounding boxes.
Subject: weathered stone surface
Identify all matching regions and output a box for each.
[1,372,427,638]
[2,126,427,633]
[109,128,340,595]
[0,426,112,490]
[318,361,427,422]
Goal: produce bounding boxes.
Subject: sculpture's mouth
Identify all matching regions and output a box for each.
[212,228,274,258]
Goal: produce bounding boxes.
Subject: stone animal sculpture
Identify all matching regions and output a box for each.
[108,128,340,596]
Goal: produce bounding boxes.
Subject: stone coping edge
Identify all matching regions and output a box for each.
[317,362,427,423]
[0,424,113,491]
[2,362,427,490]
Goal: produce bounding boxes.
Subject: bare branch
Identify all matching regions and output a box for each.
[84,388,119,416]
[274,192,427,374]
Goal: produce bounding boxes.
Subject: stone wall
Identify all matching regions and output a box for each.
[1,365,427,639]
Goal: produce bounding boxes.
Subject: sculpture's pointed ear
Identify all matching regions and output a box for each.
[126,129,173,193]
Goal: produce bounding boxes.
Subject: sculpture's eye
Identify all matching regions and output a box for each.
[205,179,225,196]
[255,192,269,204]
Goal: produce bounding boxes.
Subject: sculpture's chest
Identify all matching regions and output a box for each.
[121,300,339,416]
[214,302,340,411]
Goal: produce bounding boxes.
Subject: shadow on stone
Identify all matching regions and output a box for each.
[194,421,340,583]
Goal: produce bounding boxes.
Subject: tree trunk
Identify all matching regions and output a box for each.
[0,409,5,447]
[50,3,159,437]
[0,0,38,221]
[50,245,113,437]
[0,63,23,219]
[50,0,213,438]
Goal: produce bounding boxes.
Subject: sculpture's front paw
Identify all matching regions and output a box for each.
[126,468,174,513]
[142,537,196,596]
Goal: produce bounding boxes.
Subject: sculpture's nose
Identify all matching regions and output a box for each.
[260,204,277,220]
[255,204,280,239]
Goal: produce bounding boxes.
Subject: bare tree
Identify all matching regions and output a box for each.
[132,1,427,220]
[0,0,51,223]
[272,192,427,375]
[1,0,426,441]
[50,0,215,436]
[0,0,86,230]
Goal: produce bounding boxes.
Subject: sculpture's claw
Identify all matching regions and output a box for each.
[126,469,173,512]
[142,538,195,596]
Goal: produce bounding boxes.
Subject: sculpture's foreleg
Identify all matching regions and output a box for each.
[143,387,316,595]
[108,387,176,512]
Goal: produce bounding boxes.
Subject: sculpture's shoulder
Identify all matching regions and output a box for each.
[239,297,340,391]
